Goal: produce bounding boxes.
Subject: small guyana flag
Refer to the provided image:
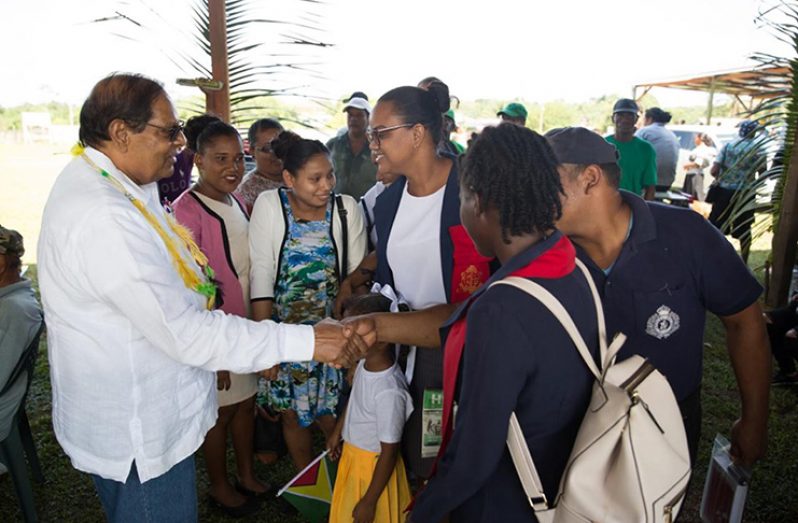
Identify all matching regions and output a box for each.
[277,449,338,523]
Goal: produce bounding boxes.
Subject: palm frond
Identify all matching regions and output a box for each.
[712,1,797,248]
[91,0,332,126]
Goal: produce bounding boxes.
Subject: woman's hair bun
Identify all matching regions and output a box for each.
[425,81,451,113]
[184,114,222,152]
[645,107,672,124]
[271,130,302,161]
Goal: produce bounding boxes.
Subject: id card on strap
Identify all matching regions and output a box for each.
[421,389,444,458]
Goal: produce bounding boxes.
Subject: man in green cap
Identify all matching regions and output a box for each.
[497,102,528,127]
[443,109,465,155]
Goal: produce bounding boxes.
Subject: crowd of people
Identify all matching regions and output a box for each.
[0,70,786,522]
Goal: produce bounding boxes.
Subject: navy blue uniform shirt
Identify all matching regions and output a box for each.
[578,191,762,401]
[411,232,599,523]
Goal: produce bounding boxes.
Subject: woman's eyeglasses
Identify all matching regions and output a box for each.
[366,123,415,147]
[145,121,185,142]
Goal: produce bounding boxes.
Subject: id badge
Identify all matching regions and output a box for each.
[421,389,443,458]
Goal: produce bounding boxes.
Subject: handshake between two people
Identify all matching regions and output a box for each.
[257,300,455,379]
[258,316,379,380]
[313,316,379,368]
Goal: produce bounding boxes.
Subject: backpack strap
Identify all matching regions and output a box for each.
[335,194,348,281]
[490,258,609,515]
[507,411,552,514]
[494,259,604,379]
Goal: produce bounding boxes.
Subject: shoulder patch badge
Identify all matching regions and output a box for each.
[645,305,680,340]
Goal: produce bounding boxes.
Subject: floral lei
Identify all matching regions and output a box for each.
[73,143,218,310]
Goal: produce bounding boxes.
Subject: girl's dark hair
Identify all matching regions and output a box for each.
[340,292,410,317]
[461,123,563,243]
[183,114,235,153]
[645,107,672,124]
[79,73,165,148]
[378,83,450,146]
[271,130,329,174]
[248,118,283,146]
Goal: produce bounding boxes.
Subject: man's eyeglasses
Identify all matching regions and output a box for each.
[366,123,415,147]
[145,121,185,142]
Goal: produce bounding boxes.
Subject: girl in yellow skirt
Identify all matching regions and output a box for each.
[328,292,413,523]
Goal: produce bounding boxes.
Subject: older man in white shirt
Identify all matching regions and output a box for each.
[37,73,369,522]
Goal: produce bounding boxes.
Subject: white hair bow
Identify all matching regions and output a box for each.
[370,282,415,382]
[370,282,408,313]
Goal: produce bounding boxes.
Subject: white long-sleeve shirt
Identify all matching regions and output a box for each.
[38,148,314,482]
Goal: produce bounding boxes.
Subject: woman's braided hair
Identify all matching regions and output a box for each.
[461,123,563,243]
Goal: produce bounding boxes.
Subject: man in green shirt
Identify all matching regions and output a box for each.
[605,98,656,200]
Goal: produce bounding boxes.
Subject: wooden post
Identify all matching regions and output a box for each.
[206,0,230,122]
[767,131,798,307]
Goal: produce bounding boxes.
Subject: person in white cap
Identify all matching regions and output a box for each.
[326,93,377,199]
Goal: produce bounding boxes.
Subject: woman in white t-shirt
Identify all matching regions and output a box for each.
[328,292,413,523]
[367,83,492,479]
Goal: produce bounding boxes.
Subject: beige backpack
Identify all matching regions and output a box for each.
[496,259,691,523]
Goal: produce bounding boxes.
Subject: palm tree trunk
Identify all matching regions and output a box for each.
[768,134,798,307]
[206,0,230,122]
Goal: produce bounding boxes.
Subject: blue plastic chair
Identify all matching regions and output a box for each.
[0,320,44,523]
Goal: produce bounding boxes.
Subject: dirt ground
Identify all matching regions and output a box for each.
[1,140,74,262]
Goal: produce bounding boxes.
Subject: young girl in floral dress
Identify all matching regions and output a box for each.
[249,130,367,470]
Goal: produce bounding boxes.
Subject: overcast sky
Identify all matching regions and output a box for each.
[1,0,790,108]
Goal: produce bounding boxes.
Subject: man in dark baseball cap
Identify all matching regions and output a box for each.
[546,126,619,165]
[612,98,639,115]
[605,98,657,200]
[544,126,769,470]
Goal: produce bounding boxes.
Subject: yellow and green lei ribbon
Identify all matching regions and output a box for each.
[74,143,218,310]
